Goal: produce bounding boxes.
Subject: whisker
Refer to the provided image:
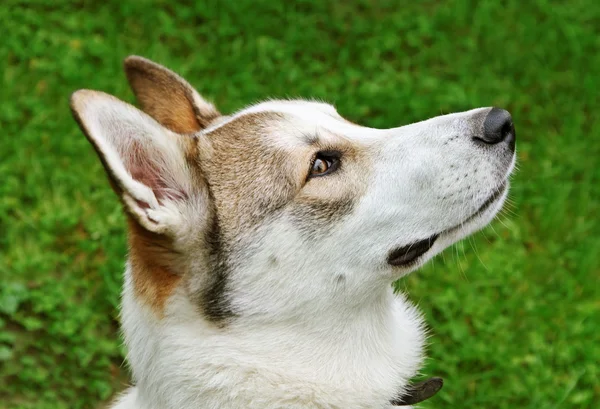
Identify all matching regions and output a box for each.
[470,235,489,272]
[488,223,501,239]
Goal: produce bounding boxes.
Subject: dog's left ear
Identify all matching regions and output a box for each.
[124,55,221,134]
[70,90,207,235]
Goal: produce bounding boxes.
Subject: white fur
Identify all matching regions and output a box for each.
[117,274,424,409]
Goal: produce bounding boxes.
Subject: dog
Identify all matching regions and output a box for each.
[70,56,515,409]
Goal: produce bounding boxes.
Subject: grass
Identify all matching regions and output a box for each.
[1,0,598,408]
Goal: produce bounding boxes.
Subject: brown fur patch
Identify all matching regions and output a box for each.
[201,112,302,242]
[291,196,355,235]
[126,217,182,316]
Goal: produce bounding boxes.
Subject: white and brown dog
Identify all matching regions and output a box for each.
[70,56,515,409]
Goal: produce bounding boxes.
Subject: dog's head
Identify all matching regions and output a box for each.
[71,56,515,324]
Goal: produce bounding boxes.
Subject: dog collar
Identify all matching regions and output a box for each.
[390,377,444,406]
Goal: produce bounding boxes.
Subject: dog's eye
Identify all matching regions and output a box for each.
[308,151,340,179]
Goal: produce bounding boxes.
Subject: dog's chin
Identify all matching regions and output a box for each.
[387,182,509,273]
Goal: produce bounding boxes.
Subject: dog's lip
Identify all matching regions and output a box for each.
[387,183,507,267]
[387,234,439,267]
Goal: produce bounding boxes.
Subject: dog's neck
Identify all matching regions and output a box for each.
[119,263,427,409]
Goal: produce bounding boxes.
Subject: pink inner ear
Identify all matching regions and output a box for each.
[126,140,188,203]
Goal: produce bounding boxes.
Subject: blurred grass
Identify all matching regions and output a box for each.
[0,0,598,408]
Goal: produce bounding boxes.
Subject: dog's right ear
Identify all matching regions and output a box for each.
[123,56,221,134]
[70,90,205,235]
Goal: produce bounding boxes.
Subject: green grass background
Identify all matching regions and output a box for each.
[1,0,599,408]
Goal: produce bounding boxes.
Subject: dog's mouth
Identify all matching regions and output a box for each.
[387,183,507,267]
[387,235,440,267]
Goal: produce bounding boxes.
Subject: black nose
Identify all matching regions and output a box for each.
[477,108,516,148]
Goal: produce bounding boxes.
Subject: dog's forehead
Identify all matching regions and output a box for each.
[204,99,364,143]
